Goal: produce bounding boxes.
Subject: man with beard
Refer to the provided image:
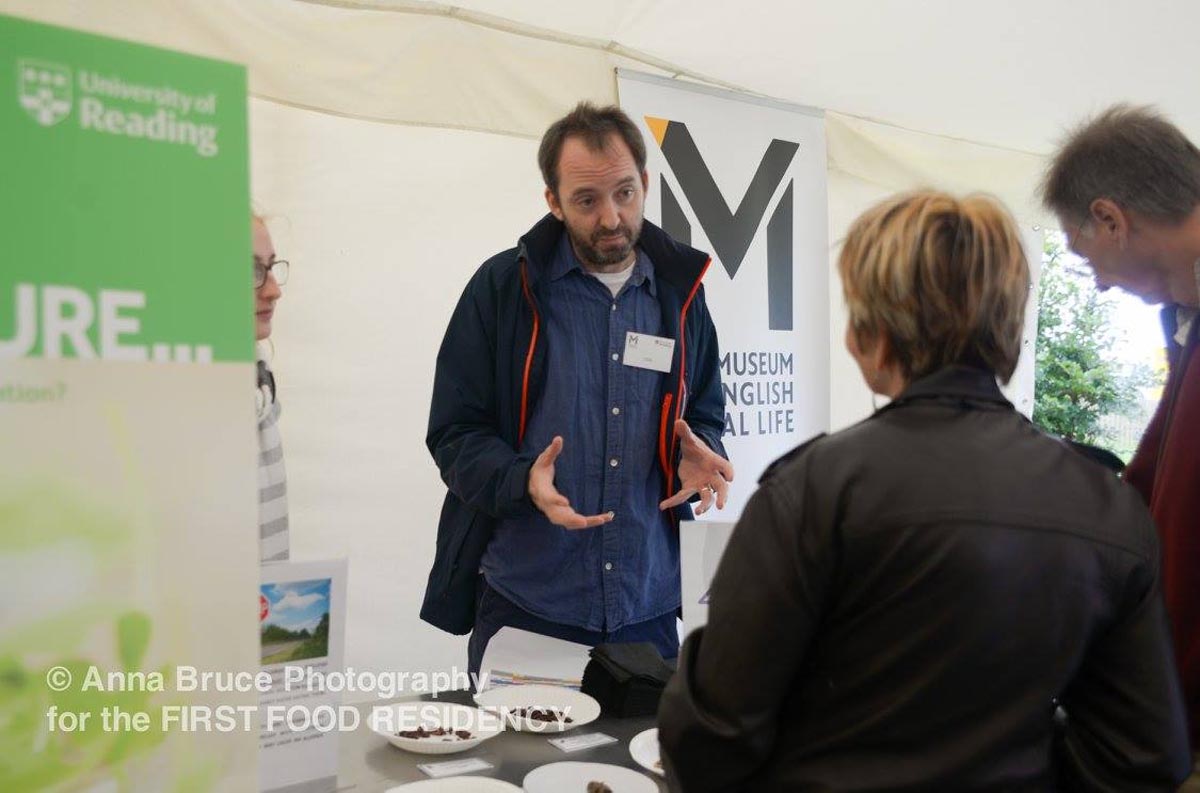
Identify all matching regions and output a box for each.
[421,103,733,676]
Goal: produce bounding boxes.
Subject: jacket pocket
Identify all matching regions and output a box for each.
[434,497,476,588]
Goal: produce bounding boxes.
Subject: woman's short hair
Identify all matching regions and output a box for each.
[838,191,1030,383]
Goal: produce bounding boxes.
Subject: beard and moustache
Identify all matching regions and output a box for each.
[566,217,644,270]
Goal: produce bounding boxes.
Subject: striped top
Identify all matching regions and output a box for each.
[257,359,289,562]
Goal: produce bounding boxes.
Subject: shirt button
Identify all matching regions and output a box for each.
[609,458,619,468]
[611,406,620,416]
[611,353,619,361]
[604,562,613,571]
[611,303,617,312]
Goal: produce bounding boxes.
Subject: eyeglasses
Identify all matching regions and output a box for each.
[254,259,289,288]
[1066,219,1089,252]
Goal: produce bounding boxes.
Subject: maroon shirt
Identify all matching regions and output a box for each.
[1126,307,1200,746]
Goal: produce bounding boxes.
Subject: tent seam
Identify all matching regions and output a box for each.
[287,0,1050,159]
[290,0,755,96]
[250,92,540,139]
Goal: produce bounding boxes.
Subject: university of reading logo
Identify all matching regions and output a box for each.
[645,117,799,330]
[16,58,220,157]
[18,59,72,126]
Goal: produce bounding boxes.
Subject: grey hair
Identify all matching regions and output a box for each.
[1041,104,1200,224]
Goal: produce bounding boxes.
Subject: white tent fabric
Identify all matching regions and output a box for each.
[827,113,1049,227]
[7,0,1188,690]
[2,0,667,136]
[11,0,1200,154]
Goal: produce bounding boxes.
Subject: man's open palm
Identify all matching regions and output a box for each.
[528,436,614,530]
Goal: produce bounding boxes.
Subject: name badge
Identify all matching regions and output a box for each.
[623,331,674,373]
[417,758,495,778]
[549,732,619,753]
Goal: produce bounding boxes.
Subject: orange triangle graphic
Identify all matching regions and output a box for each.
[644,116,669,147]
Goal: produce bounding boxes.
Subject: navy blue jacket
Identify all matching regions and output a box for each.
[421,214,728,634]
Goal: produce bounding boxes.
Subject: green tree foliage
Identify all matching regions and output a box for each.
[261,624,305,643]
[294,613,330,660]
[1033,234,1151,446]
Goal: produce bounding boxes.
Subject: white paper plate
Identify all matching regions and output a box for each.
[369,702,505,755]
[523,762,658,793]
[628,728,664,777]
[473,684,600,733]
[384,779,522,792]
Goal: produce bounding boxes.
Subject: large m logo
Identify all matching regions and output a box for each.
[646,117,798,330]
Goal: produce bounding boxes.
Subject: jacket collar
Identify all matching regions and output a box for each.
[517,213,710,296]
[884,365,1013,411]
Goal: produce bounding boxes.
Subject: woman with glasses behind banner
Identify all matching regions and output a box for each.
[253,214,290,563]
[657,191,1190,791]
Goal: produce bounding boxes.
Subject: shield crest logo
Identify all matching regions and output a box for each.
[17,59,72,126]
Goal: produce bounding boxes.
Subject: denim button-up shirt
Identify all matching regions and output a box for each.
[482,233,677,631]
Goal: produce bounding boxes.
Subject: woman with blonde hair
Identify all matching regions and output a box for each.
[658,191,1189,791]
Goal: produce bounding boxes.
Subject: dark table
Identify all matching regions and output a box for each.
[337,689,667,791]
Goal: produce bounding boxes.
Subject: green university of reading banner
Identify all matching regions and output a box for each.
[1,14,260,792]
[0,13,252,362]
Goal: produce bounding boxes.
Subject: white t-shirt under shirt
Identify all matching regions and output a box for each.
[1175,259,1200,346]
[591,260,636,298]
[1177,307,1197,347]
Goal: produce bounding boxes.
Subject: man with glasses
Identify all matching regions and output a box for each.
[1043,105,1200,770]
[253,215,290,563]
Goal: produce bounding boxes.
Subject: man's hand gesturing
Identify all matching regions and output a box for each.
[529,436,615,530]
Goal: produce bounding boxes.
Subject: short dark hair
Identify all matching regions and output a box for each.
[537,102,647,195]
[1042,104,1200,224]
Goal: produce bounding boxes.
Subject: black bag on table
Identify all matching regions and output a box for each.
[580,642,674,718]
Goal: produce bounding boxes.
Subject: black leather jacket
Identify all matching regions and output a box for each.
[659,366,1190,792]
